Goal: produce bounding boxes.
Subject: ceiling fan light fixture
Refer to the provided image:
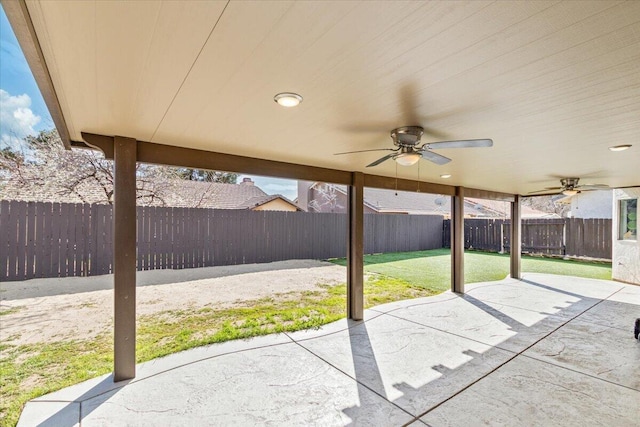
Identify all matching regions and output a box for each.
[562,189,579,196]
[608,144,632,152]
[395,152,421,166]
[274,92,303,107]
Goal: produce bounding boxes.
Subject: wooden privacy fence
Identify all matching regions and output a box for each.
[443,218,612,260]
[0,200,443,281]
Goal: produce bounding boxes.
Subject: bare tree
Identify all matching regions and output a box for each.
[173,168,238,184]
[1,130,172,205]
[307,183,345,213]
[522,195,570,218]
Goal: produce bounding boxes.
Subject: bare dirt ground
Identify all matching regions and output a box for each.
[0,260,347,346]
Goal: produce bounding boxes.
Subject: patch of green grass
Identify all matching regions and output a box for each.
[1,276,434,426]
[330,248,611,289]
[523,255,611,280]
[0,337,113,427]
[0,306,24,316]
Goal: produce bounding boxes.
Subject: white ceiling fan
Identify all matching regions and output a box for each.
[528,177,609,196]
[334,125,492,167]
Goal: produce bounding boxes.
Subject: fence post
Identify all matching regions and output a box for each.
[510,195,522,279]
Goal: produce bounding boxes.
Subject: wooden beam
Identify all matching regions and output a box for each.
[347,172,364,320]
[113,136,137,381]
[136,139,353,185]
[510,194,522,279]
[451,186,465,293]
[363,174,455,196]
[80,133,114,159]
[464,188,515,202]
[79,132,517,205]
[2,0,71,148]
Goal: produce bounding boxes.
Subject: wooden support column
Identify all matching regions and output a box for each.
[510,194,522,279]
[347,172,364,320]
[451,186,465,293]
[113,136,137,381]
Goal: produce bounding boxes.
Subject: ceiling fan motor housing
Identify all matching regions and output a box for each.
[391,126,424,147]
[561,177,580,189]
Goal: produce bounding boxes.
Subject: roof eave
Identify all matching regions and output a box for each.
[2,0,71,149]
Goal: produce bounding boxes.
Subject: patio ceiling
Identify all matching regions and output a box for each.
[13,0,640,194]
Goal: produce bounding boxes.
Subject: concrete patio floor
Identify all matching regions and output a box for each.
[18,273,640,426]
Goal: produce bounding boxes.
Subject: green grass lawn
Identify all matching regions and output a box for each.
[0,250,611,426]
[330,248,612,293]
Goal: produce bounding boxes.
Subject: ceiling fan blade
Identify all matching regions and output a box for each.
[334,148,397,155]
[419,150,451,165]
[527,188,561,194]
[425,139,493,149]
[576,184,609,189]
[366,153,396,167]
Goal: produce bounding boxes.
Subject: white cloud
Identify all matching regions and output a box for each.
[0,89,41,150]
[264,183,297,192]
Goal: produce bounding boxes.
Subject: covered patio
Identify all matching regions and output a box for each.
[18,273,640,426]
[3,0,639,425]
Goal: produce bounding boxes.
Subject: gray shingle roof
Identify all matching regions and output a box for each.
[0,177,275,209]
[306,183,554,217]
[162,180,269,209]
[234,194,299,210]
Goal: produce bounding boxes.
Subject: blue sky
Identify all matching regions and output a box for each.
[0,5,51,149]
[0,5,298,200]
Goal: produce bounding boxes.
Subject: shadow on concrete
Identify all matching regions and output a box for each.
[33,375,129,427]
[336,277,630,423]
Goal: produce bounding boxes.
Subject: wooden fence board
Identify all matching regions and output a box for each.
[3,201,16,280]
[66,203,76,277]
[0,201,9,279]
[14,201,27,280]
[25,202,36,279]
[77,203,88,276]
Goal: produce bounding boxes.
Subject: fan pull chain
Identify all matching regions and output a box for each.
[395,162,398,196]
[417,160,421,192]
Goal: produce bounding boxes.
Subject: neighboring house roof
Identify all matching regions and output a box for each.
[362,186,497,216]
[474,197,560,219]
[0,176,294,211]
[235,194,300,211]
[161,180,269,209]
[0,178,110,204]
[304,182,556,218]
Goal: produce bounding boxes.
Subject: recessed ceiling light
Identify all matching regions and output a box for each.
[608,144,632,151]
[440,174,452,179]
[274,92,302,107]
